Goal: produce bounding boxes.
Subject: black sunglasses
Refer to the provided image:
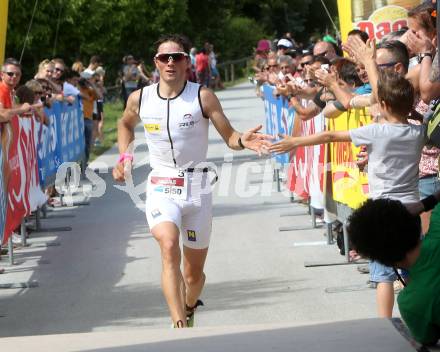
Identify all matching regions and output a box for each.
[377,61,397,69]
[155,52,188,63]
[299,61,312,67]
[55,67,64,72]
[4,71,20,77]
[277,45,288,50]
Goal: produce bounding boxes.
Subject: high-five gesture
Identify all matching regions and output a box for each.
[240,125,273,155]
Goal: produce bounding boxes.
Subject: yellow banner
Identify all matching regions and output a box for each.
[327,109,370,209]
[338,0,423,42]
[0,0,8,65]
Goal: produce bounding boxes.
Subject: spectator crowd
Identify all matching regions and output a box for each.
[253,1,440,346]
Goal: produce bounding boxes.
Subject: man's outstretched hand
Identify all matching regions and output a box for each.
[241,125,273,156]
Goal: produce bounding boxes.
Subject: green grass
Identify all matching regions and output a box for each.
[90,101,123,161]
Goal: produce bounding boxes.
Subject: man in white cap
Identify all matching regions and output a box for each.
[277,38,293,56]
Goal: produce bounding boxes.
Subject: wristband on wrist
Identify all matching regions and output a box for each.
[118,152,133,163]
[417,53,433,64]
[238,136,245,150]
[421,194,438,211]
[287,94,293,101]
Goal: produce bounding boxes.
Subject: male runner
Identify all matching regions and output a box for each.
[113,34,271,328]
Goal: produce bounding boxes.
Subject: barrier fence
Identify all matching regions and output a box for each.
[0,100,85,248]
[262,84,372,262]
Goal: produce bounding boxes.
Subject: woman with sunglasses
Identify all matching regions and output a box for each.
[113,34,271,329]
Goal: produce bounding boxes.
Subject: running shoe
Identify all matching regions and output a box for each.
[172,320,185,328]
[186,299,204,328]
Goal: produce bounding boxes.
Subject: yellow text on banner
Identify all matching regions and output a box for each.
[328,108,371,209]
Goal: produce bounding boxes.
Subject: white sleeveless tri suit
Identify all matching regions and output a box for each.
[139,81,213,249]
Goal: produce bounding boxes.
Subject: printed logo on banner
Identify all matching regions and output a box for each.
[38,100,85,187]
[263,84,294,165]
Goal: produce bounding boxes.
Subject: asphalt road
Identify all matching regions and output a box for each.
[0,82,389,338]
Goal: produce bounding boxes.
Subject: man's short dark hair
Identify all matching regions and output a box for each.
[2,57,21,71]
[51,58,65,67]
[376,40,409,71]
[64,68,80,80]
[313,56,330,66]
[89,55,102,65]
[15,85,34,104]
[377,70,414,117]
[154,34,192,53]
[348,29,369,43]
[336,59,363,87]
[348,198,421,267]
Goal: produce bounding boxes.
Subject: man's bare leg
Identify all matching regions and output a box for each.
[152,221,187,326]
[183,246,208,308]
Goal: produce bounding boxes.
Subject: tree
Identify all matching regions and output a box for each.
[5,0,338,81]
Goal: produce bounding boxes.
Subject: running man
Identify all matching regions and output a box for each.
[113,34,271,328]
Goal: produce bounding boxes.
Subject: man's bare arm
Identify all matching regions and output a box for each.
[0,102,33,121]
[200,87,272,154]
[289,97,321,120]
[117,90,141,154]
[200,87,243,150]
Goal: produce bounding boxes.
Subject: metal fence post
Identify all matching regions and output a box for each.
[275,168,281,192]
[311,207,316,228]
[35,206,41,231]
[343,222,350,262]
[41,203,47,219]
[224,67,229,82]
[8,237,13,266]
[326,222,334,245]
[20,218,27,247]
[230,63,235,82]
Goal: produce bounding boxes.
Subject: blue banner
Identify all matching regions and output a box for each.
[262,84,295,165]
[37,100,84,186]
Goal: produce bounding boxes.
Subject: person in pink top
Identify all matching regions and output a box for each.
[195,48,210,87]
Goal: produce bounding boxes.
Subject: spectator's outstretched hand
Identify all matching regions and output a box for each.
[255,71,268,84]
[241,125,273,156]
[268,72,279,85]
[315,68,337,87]
[356,146,369,172]
[406,30,435,55]
[269,134,297,154]
[343,37,376,67]
[275,83,290,97]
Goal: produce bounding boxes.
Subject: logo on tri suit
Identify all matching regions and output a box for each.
[179,113,199,129]
[187,230,197,242]
[151,209,162,218]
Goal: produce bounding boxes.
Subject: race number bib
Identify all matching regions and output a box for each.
[149,169,188,200]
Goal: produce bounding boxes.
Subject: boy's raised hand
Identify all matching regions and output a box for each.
[269,134,297,154]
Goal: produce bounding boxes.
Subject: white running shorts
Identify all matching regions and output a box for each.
[145,171,213,249]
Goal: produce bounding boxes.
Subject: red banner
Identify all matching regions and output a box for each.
[288,110,325,207]
[1,113,45,245]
